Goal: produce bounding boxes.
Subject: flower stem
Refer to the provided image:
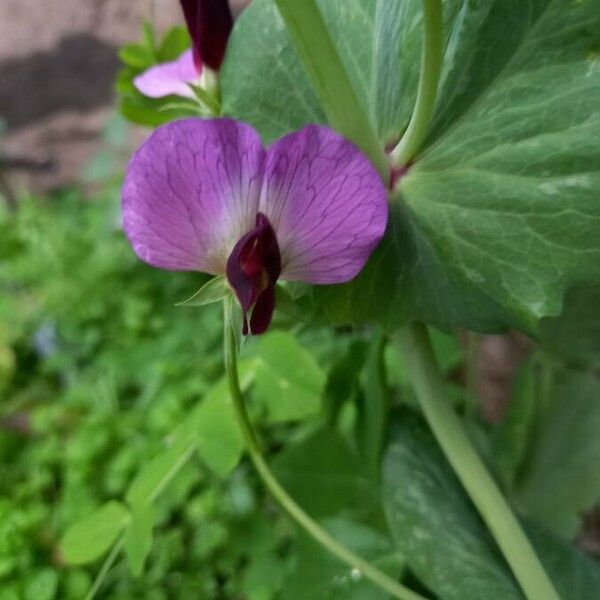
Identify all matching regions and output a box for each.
[223,302,428,600]
[390,0,443,167]
[396,322,561,600]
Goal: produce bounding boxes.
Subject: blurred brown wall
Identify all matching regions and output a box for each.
[0,0,250,194]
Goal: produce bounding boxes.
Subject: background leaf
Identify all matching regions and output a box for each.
[60,501,130,565]
[383,412,522,600]
[274,427,380,521]
[513,370,600,538]
[124,502,155,577]
[383,410,600,599]
[253,331,326,423]
[539,284,600,369]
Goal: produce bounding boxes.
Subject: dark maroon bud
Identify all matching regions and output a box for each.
[179,0,233,72]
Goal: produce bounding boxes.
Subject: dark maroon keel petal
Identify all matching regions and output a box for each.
[198,0,233,70]
[226,213,281,335]
[178,0,202,72]
[250,285,275,335]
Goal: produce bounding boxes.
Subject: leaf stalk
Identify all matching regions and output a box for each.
[223,301,428,600]
[396,322,561,600]
[390,0,443,166]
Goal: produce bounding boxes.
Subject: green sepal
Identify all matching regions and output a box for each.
[176,276,231,307]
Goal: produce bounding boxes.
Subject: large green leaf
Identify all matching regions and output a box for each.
[383,413,522,600]
[382,411,600,600]
[223,0,466,145]
[221,0,600,334]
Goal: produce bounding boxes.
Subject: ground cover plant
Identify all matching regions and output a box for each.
[2,0,600,599]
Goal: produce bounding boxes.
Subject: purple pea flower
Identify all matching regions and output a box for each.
[134,0,233,99]
[122,118,388,334]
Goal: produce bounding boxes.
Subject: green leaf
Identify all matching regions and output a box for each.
[323,339,368,423]
[124,502,155,577]
[383,412,522,600]
[183,360,257,475]
[397,54,600,332]
[158,26,191,61]
[273,427,379,520]
[126,435,195,506]
[23,569,58,600]
[125,361,255,504]
[355,333,388,482]
[241,552,286,600]
[119,94,200,127]
[427,0,600,144]
[383,410,600,600]
[223,0,389,143]
[142,21,157,56]
[176,277,230,307]
[223,0,464,145]
[283,518,404,600]
[222,0,600,334]
[525,522,600,600]
[514,370,600,538]
[253,331,325,423]
[490,358,538,488]
[119,43,155,69]
[539,284,600,369]
[60,501,130,565]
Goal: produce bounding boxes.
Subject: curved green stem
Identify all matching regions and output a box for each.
[223,302,428,600]
[390,0,443,166]
[396,323,561,600]
[85,537,124,600]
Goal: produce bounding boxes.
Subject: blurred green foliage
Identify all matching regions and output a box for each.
[1,185,599,599]
[0,186,388,599]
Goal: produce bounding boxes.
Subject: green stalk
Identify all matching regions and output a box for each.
[273,0,388,180]
[223,302,428,600]
[390,0,443,166]
[396,323,561,600]
[85,537,124,600]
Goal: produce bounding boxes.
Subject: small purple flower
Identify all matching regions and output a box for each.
[122,118,388,334]
[134,0,233,99]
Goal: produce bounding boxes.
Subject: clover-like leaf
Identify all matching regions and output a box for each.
[60,501,130,565]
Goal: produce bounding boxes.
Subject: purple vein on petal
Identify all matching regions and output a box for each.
[259,125,388,284]
[122,118,264,274]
